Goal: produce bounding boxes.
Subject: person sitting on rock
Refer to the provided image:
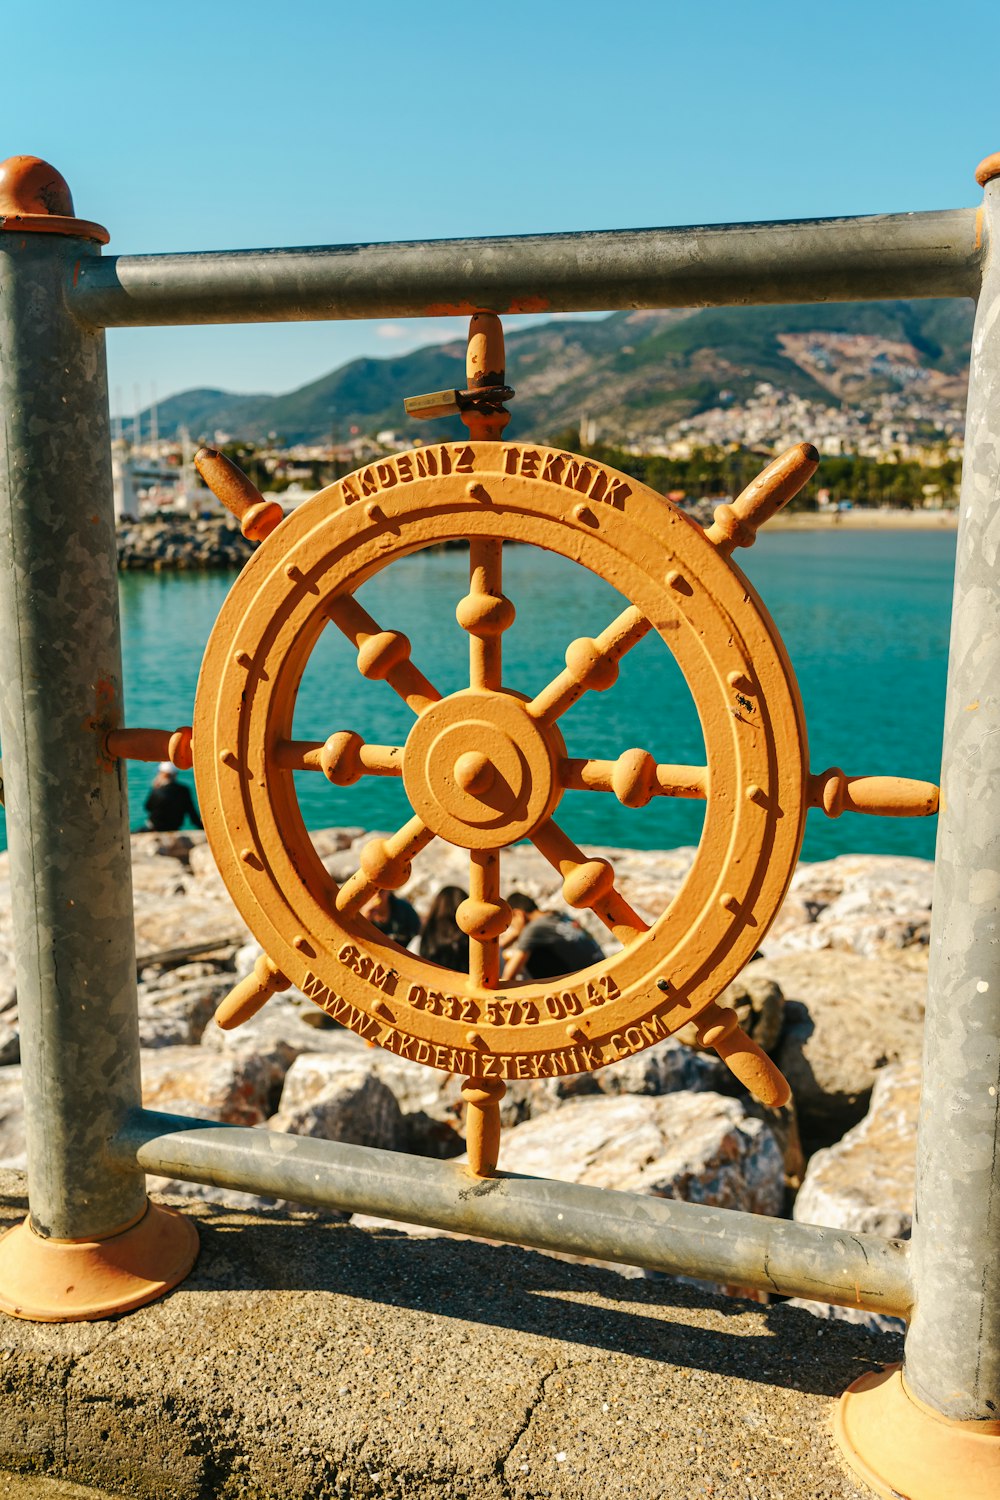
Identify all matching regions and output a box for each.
[143,763,202,832]
[359,887,421,949]
[500,892,605,982]
[416,885,469,972]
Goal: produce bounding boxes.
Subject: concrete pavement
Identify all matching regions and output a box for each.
[0,1169,890,1498]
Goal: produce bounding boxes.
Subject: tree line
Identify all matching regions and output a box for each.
[547,432,962,510]
[219,435,962,511]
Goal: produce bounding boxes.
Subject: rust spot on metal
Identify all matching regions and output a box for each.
[407,313,512,441]
[422,302,477,317]
[86,677,119,772]
[507,295,550,314]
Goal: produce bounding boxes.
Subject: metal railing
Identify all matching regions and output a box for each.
[0,156,997,1451]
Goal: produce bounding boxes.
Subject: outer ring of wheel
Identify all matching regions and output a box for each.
[193,441,808,1080]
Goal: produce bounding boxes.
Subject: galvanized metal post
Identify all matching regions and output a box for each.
[907,160,1000,1418]
[0,157,196,1321]
[835,154,1000,1500]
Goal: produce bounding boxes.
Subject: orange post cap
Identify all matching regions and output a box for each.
[835,1364,1000,1500]
[0,155,109,243]
[974,152,1000,187]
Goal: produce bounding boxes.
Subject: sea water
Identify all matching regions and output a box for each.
[0,530,955,862]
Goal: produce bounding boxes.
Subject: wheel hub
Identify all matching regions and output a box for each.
[401,688,563,849]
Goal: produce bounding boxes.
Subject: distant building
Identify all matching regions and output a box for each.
[111,443,138,522]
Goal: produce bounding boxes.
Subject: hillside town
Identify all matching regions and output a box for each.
[113,372,966,542]
[647,379,965,465]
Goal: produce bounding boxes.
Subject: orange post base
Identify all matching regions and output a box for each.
[834,1365,1000,1500]
[0,1200,198,1322]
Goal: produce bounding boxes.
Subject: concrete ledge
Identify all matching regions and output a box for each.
[0,1170,896,1498]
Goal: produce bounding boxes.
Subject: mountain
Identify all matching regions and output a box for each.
[141,298,974,448]
[143,387,272,437]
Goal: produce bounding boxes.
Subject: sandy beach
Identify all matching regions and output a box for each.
[769,507,957,531]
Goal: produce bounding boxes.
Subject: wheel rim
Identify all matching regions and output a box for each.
[193,440,808,1082]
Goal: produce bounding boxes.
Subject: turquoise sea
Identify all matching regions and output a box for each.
[0,530,955,862]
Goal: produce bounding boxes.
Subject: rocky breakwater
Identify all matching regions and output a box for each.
[117,514,254,571]
[0,829,931,1323]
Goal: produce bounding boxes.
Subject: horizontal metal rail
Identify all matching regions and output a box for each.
[71,207,984,329]
[112,1108,913,1319]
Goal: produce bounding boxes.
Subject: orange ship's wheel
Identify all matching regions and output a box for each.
[192,438,810,1112]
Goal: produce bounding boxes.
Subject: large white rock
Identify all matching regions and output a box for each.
[763,854,933,959]
[2,1055,282,1174]
[782,1057,919,1340]
[352,1090,784,1256]
[0,953,15,1022]
[542,1037,731,1105]
[137,964,236,1048]
[129,832,249,962]
[0,1019,18,1067]
[186,825,363,883]
[0,836,936,986]
[270,1061,404,1151]
[0,953,17,1064]
[759,950,924,1134]
[493,1091,785,1215]
[0,834,937,1196]
[794,1059,919,1239]
[140,1045,288,1126]
[0,854,16,977]
[270,1044,461,1155]
[201,991,351,1066]
[0,1065,24,1169]
[129,828,356,967]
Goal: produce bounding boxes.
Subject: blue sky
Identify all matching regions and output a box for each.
[5,0,998,413]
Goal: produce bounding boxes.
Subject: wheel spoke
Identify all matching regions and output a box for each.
[704,443,819,556]
[457,538,514,692]
[274,733,403,782]
[326,594,441,714]
[530,817,648,947]
[808,767,939,819]
[457,849,510,989]
[335,815,436,917]
[561,750,707,806]
[528,605,650,726]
